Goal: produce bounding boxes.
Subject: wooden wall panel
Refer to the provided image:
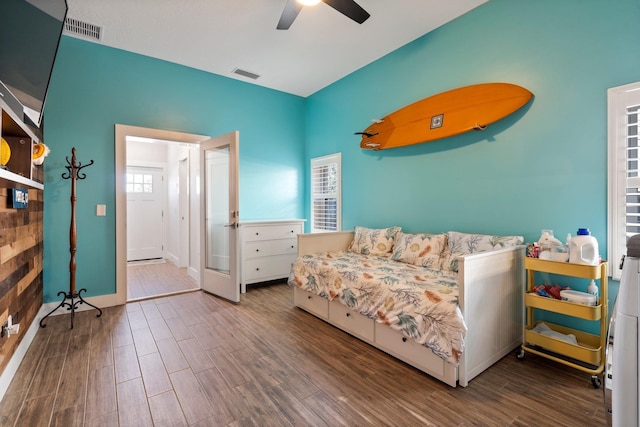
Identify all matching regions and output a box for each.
[0,185,43,376]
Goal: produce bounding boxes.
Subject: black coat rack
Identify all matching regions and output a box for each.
[40,147,102,329]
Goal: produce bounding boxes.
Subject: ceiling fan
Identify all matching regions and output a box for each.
[277,0,370,30]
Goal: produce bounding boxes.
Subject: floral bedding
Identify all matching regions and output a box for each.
[288,250,466,365]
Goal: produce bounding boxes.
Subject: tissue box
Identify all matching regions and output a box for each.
[560,290,596,306]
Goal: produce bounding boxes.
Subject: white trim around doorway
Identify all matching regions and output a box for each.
[114,124,210,306]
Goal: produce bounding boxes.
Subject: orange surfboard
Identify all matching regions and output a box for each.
[357,83,533,150]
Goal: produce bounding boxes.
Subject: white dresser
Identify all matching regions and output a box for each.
[240,219,305,292]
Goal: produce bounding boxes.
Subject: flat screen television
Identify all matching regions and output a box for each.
[0,0,68,130]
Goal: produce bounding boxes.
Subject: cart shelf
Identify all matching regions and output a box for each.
[524,293,602,320]
[524,322,601,366]
[519,258,608,387]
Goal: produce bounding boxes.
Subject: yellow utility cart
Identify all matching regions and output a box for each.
[517,258,608,388]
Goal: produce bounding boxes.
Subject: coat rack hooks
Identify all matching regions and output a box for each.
[40,147,102,329]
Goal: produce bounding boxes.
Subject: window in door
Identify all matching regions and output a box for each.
[311,153,341,233]
[608,81,640,279]
[127,173,153,193]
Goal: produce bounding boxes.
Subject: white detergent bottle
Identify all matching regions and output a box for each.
[569,228,599,265]
[587,279,598,297]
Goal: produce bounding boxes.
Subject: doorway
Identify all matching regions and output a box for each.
[115,125,209,304]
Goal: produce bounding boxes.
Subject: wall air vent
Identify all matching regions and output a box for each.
[232,68,260,80]
[64,17,103,42]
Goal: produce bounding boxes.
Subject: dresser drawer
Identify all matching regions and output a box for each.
[294,288,329,318]
[244,254,297,282]
[244,223,303,242]
[329,301,374,342]
[244,239,297,259]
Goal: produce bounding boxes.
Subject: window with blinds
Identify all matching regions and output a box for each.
[608,82,640,279]
[626,105,640,236]
[311,153,341,233]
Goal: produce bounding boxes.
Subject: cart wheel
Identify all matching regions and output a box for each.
[591,375,601,389]
[515,349,525,360]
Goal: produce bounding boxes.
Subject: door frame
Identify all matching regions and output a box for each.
[178,157,189,268]
[114,124,210,305]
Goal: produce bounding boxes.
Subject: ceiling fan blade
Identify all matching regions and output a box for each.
[277,0,304,30]
[322,0,370,24]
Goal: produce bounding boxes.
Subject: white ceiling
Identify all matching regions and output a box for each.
[64,0,488,97]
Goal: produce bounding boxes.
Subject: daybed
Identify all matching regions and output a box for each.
[288,227,525,387]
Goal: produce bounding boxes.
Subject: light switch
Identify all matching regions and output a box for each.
[96,204,106,216]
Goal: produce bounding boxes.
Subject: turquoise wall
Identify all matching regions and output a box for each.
[42,0,639,329]
[43,37,306,301]
[305,0,640,331]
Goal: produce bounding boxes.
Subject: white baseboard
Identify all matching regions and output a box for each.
[39,292,121,316]
[0,292,121,402]
[0,303,46,401]
[188,266,199,283]
[166,253,179,267]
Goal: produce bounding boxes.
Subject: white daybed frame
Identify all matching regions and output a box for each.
[292,231,525,387]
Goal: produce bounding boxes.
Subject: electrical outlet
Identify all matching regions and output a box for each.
[7,323,19,336]
[2,315,19,338]
[1,315,10,338]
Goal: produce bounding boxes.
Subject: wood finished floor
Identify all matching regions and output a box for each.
[127,260,199,301]
[0,283,607,426]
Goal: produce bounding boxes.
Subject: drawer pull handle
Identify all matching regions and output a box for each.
[291,245,294,249]
[307,296,312,300]
[255,232,259,235]
[402,337,407,343]
[256,249,259,252]
[346,313,351,317]
[256,268,260,271]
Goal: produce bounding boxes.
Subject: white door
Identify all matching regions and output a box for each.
[127,166,164,261]
[200,131,240,303]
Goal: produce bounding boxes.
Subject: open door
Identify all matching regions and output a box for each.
[200,131,240,303]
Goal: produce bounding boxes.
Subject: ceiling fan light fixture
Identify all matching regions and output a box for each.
[278,0,370,30]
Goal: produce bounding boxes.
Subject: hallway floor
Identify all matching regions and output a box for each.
[127,260,198,301]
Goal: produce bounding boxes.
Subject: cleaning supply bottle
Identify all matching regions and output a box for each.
[587,279,598,297]
[569,228,599,265]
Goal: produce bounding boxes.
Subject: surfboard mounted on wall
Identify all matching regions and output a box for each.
[356,83,533,150]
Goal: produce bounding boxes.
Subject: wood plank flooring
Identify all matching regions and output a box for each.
[0,283,607,426]
[127,260,199,301]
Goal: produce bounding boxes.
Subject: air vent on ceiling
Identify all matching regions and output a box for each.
[232,68,260,80]
[64,17,103,42]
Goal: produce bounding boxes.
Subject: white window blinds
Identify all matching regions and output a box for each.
[311,153,341,233]
[608,82,640,279]
[626,105,640,235]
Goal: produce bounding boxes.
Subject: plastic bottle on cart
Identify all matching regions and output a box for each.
[569,228,599,265]
[587,279,598,297]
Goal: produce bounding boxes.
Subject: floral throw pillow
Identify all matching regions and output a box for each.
[390,232,448,268]
[440,251,463,273]
[446,231,524,255]
[348,226,401,256]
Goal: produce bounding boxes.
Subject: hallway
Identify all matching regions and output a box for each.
[127,260,199,301]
